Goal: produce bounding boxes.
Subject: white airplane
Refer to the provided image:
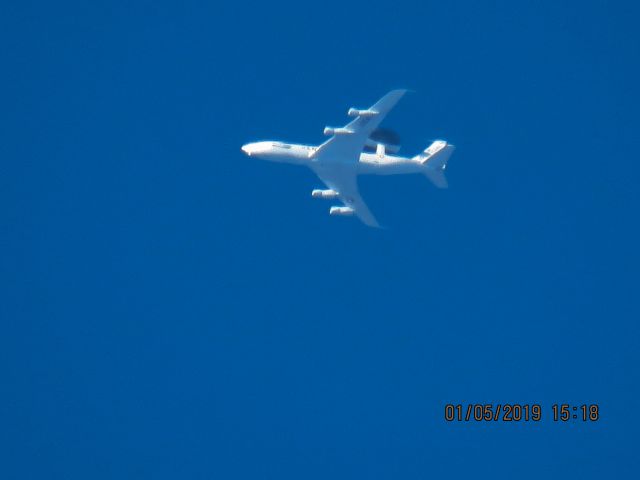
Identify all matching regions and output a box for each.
[241,89,454,227]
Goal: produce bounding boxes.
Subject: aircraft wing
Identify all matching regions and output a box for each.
[313,89,408,164]
[313,166,380,228]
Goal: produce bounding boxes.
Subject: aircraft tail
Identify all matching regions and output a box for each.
[413,140,455,189]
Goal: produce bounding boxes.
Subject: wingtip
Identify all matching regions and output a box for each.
[381,88,409,98]
[364,219,383,229]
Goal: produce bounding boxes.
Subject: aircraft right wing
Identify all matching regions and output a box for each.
[312,89,408,164]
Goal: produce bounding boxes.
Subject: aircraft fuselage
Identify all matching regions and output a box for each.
[240,141,425,176]
[240,90,453,227]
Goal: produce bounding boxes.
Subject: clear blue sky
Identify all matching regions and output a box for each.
[2,1,639,478]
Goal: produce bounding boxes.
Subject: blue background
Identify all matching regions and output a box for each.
[2,0,639,478]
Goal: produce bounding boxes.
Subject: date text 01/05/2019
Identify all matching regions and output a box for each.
[444,404,600,422]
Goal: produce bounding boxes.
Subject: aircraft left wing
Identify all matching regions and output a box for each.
[312,166,380,228]
[312,89,408,164]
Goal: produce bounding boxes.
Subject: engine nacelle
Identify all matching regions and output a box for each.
[329,206,355,216]
[312,189,339,199]
[347,108,378,118]
[324,126,354,136]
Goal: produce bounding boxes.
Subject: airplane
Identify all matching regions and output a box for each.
[241,89,454,227]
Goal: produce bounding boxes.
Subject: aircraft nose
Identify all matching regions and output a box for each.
[241,144,252,156]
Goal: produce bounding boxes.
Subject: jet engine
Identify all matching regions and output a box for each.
[347,108,379,118]
[324,127,353,136]
[312,189,339,199]
[329,206,355,216]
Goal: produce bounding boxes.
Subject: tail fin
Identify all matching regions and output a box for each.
[413,140,455,189]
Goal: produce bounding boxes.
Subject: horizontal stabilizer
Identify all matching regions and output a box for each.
[424,169,448,189]
[415,140,455,189]
[414,140,453,165]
